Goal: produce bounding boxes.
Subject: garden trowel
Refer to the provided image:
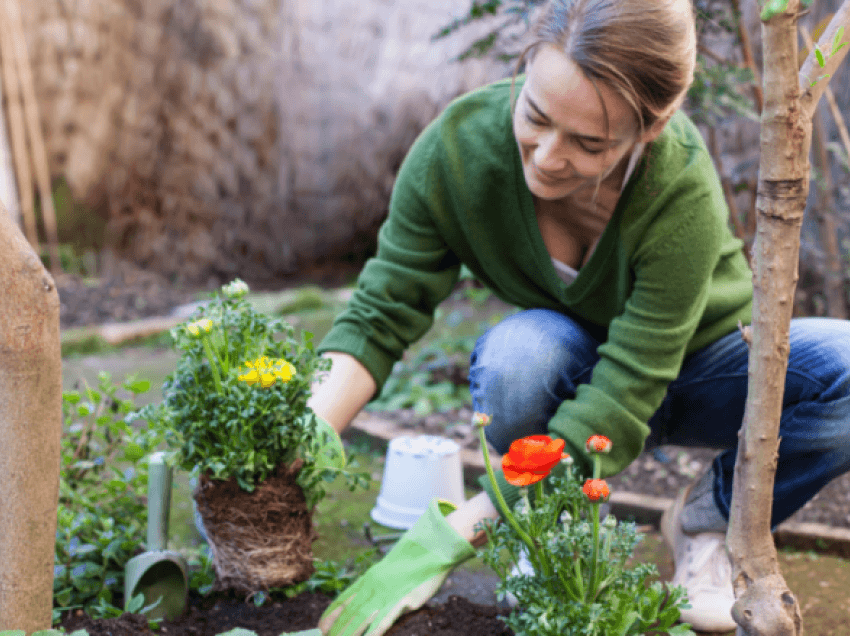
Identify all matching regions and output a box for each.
[124,451,189,621]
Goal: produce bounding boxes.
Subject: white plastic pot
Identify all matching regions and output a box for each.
[370,435,465,530]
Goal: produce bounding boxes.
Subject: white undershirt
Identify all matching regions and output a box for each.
[551,142,645,285]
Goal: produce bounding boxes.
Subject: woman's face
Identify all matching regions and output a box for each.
[513,44,640,201]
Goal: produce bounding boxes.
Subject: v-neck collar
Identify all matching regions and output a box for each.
[513,134,644,300]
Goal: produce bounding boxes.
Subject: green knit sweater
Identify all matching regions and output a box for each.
[318,76,753,515]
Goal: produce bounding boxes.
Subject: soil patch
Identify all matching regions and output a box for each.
[57,591,516,636]
[55,256,363,330]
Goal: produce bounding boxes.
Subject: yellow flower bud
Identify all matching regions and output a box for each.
[186,318,213,337]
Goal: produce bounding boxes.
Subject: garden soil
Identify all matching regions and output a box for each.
[58,592,515,636]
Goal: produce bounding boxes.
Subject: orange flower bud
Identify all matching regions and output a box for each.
[585,435,612,454]
[582,478,610,502]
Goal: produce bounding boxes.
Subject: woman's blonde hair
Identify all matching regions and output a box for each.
[511,0,697,198]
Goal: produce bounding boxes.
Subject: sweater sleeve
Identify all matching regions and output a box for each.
[480,158,727,514]
[317,128,461,396]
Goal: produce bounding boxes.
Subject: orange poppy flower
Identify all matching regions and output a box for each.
[502,435,569,486]
[583,478,610,502]
[585,435,612,454]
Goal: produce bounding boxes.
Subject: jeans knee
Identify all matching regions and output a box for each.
[469,309,599,453]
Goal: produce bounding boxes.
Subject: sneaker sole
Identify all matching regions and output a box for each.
[661,486,738,632]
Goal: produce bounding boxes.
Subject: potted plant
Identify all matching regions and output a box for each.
[132,279,369,596]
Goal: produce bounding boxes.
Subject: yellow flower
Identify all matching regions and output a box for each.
[271,359,296,382]
[237,357,295,387]
[186,318,213,337]
[238,368,260,385]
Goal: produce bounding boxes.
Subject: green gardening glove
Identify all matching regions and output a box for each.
[311,413,346,471]
[318,498,477,636]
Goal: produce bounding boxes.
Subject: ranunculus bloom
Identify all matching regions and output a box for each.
[186,318,213,337]
[222,278,249,299]
[585,435,612,454]
[472,412,492,427]
[501,435,569,486]
[583,478,610,502]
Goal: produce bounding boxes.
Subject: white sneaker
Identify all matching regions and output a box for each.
[661,487,737,632]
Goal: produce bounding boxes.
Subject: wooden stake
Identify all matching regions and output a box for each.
[4,0,61,275]
[0,3,36,251]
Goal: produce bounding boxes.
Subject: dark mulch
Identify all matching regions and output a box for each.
[54,257,364,331]
[57,590,515,636]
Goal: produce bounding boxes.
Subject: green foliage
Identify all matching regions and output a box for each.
[432,0,545,63]
[808,26,847,87]
[368,333,476,416]
[476,462,694,636]
[687,60,758,127]
[130,280,369,511]
[53,372,167,627]
[276,286,328,315]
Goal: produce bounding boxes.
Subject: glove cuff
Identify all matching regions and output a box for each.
[405,498,477,565]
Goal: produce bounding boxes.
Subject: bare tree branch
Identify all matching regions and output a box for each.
[799,1,850,121]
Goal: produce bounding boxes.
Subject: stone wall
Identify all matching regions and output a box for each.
[21,0,510,285]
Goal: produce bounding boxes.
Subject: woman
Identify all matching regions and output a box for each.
[310,0,850,633]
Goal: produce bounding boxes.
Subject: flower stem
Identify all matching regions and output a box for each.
[201,335,223,395]
[529,481,552,579]
[477,426,539,569]
[586,454,602,603]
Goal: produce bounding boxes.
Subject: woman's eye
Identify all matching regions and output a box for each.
[526,114,547,127]
[579,143,606,155]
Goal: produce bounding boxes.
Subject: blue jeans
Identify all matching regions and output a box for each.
[469,309,850,530]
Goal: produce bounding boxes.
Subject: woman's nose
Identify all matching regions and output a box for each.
[533,133,569,172]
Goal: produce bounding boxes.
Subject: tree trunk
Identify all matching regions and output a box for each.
[726,2,850,635]
[0,201,62,632]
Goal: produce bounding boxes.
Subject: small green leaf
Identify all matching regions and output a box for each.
[832,27,845,55]
[123,442,145,461]
[126,378,151,394]
[816,47,825,67]
[63,391,82,404]
[760,0,788,21]
[76,403,92,417]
